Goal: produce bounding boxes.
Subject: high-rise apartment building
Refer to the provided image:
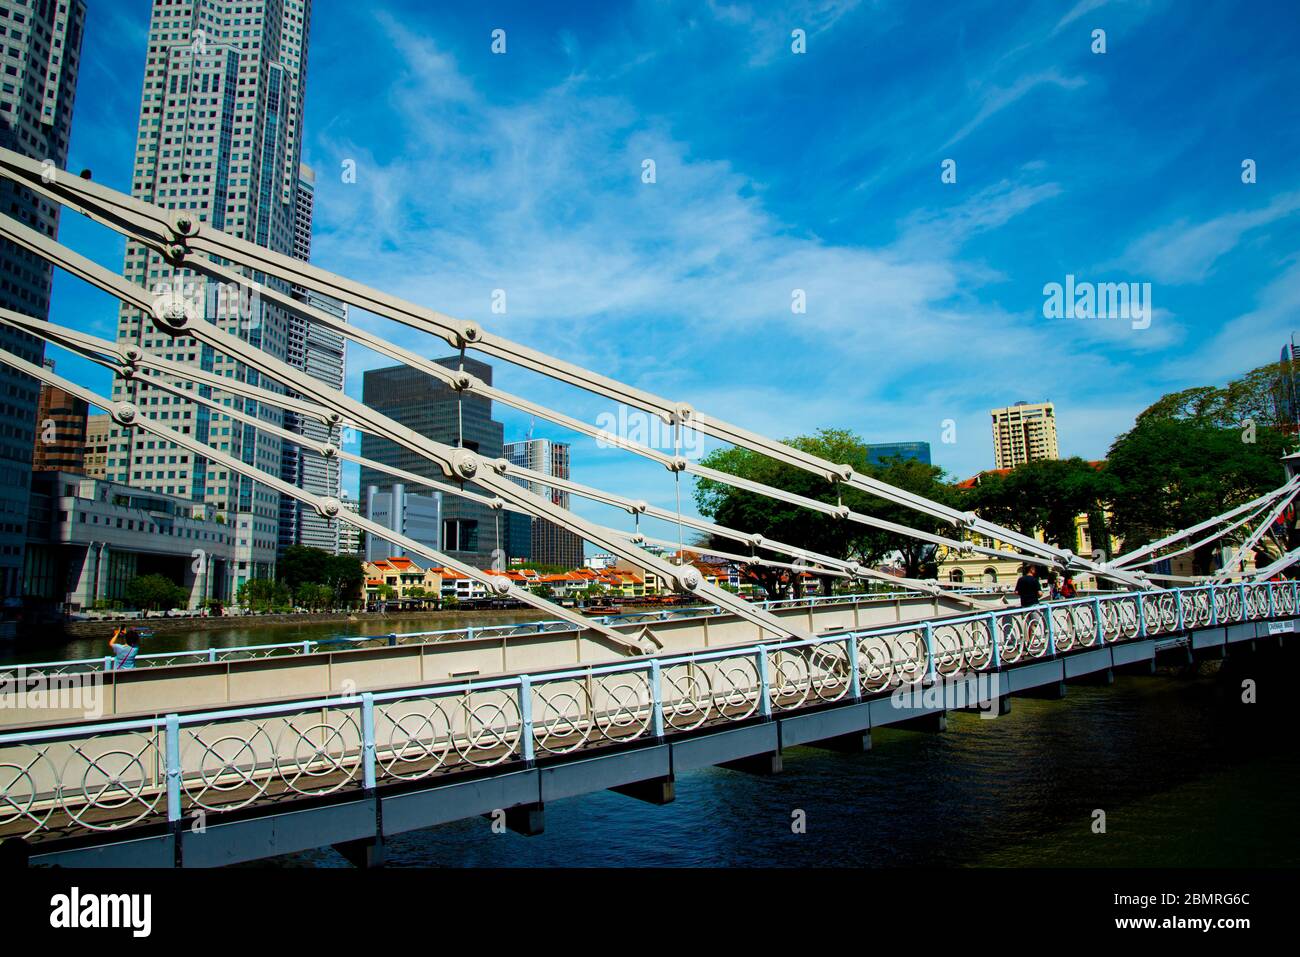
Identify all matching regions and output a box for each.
[504,438,584,568]
[337,491,362,557]
[32,360,87,472]
[83,413,110,479]
[359,358,513,570]
[0,0,86,598]
[991,401,1059,469]
[279,162,346,555]
[105,0,313,598]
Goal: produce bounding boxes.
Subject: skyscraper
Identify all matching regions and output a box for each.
[105,0,312,598]
[504,438,584,568]
[32,360,88,473]
[0,0,86,599]
[865,441,931,467]
[359,358,510,570]
[279,162,346,555]
[991,401,1060,469]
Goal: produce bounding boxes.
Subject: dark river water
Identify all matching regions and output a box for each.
[8,623,1296,868]
[273,657,1294,868]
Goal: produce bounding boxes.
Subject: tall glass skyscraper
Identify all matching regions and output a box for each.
[280,162,346,554]
[359,358,515,570]
[503,438,584,568]
[0,0,86,602]
[105,0,312,597]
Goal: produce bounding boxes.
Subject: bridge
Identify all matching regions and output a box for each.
[1,581,1294,866]
[0,148,1299,866]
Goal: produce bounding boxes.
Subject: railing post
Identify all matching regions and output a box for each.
[387,633,397,647]
[1210,585,1219,626]
[1239,581,1248,621]
[165,713,182,823]
[207,648,217,663]
[519,675,535,763]
[923,621,935,681]
[649,658,665,737]
[1136,594,1146,638]
[1092,596,1104,644]
[302,640,311,656]
[360,692,377,791]
[1045,606,1056,655]
[756,645,772,717]
[1268,581,1276,618]
[847,634,861,700]
[1175,588,1185,632]
[103,655,113,672]
[987,613,1000,669]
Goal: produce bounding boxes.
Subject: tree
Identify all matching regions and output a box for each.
[694,429,954,591]
[964,458,1112,553]
[124,574,187,613]
[1136,359,1291,431]
[1106,416,1289,573]
[238,578,291,613]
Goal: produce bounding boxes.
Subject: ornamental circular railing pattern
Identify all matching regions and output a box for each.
[0,582,1294,844]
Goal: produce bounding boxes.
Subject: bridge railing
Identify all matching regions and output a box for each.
[0,589,987,680]
[2,582,1292,844]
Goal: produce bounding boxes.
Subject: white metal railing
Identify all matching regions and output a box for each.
[0,581,1291,844]
[0,589,985,679]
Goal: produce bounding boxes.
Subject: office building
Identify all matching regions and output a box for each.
[504,437,584,568]
[865,441,931,467]
[105,0,313,598]
[359,358,509,569]
[24,470,233,612]
[83,413,111,479]
[0,0,86,598]
[337,491,362,557]
[363,482,442,563]
[991,401,1059,469]
[279,163,347,555]
[32,360,88,473]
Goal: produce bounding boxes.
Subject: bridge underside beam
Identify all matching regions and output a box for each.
[609,776,676,805]
[718,751,784,775]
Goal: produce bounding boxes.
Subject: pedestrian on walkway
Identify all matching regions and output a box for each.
[1014,565,1041,607]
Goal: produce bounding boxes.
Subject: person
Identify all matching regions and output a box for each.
[109,627,141,670]
[1014,565,1041,607]
[1059,575,1077,599]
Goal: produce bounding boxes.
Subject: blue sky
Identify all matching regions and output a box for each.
[44,0,1300,539]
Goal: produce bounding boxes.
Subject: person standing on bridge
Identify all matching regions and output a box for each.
[1014,565,1041,607]
[108,627,141,670]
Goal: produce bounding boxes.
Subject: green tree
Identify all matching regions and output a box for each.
[1106,417,1289,573]
[965,457,1112,553]
[124,573,187,613]
[694,429,953,591]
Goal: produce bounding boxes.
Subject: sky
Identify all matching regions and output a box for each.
[41,0,1300,542]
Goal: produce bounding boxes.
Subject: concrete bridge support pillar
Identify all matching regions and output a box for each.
[1069,667,1114,686]
[1016,680,1067,700]
[333,836,386,869]
[807,730,873,753]
[895,711,947,733]
[719,751,783,775]
[610,775,676,805]
[500,802,545,836]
